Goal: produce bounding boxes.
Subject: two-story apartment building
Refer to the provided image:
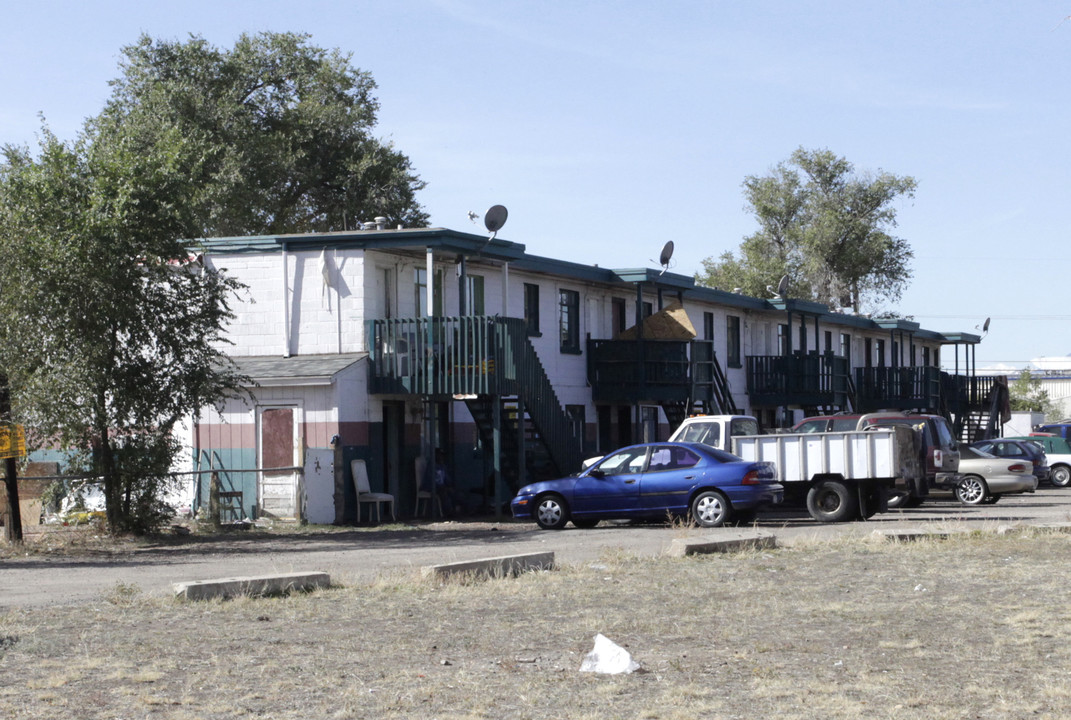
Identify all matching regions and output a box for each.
[188,225,986,524]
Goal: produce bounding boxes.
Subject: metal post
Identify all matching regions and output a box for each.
[492,395,502,522]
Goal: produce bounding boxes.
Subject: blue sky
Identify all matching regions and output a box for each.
[3,1,1069,369]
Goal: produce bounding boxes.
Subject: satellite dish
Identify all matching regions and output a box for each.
[484,205,508,234]
[659,241,674,267]
[776,274,789,298]
[982,317,991,333]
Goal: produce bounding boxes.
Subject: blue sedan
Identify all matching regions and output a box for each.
[511,442,783,529]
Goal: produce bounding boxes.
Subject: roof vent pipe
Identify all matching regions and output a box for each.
[374,216,387,230]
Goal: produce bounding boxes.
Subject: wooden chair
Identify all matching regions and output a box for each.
[350,459,396,523]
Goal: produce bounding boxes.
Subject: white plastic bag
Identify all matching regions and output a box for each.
[579,633,640,674]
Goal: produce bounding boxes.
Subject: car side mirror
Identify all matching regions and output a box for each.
[588,468,605,479]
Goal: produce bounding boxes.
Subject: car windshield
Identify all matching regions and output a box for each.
[675,421,720,447]
[595,447,648,475]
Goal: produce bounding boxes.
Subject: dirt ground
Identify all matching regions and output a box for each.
[3,528,1071,719]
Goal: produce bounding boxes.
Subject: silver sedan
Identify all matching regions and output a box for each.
[953,445,1038,505]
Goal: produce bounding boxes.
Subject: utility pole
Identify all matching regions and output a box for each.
[0,374,23,544]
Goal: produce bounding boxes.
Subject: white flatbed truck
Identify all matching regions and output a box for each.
[669,416,923,522]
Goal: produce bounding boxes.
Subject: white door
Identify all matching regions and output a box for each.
[258,406,300,519]
[304,448,335,525]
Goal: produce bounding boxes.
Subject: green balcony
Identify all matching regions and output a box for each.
[746,353,850,408]
[854,366,942,413]
[586,339,733,409]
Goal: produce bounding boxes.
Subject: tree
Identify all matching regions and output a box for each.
[1009,370,1061,420]
[0,129,249,532]
[90,32,429,235]
[697,148,917,313]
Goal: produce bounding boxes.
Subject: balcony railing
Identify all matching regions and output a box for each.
[587,339,688,403]
[855,366,942,412]
[746,352,850,408]
[586,339,735,409]
[369,316,514,396]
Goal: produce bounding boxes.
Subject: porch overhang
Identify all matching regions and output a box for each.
[230,353,367,387]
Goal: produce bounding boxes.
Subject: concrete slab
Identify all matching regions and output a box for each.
[173,571,331,601]
[869,529,958,542]
[422,552,555,581]
[1034,522,1071,534]
[666,530,777,557]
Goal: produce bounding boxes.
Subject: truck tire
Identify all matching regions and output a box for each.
[806,480,858,523]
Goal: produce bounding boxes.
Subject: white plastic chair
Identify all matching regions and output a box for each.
[414,456,442,519]
[350,459,396,523]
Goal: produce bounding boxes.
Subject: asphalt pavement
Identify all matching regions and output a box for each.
[3,485,1070,609]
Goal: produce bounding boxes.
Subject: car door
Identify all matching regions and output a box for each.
[640,445,703,514]
[572,446,647,515]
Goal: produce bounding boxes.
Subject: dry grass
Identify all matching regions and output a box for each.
[4,529,1071,719]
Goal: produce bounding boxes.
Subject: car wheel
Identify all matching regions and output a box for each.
[691,490,731,528]
[955,475,988,505]
[1051,465,1071,488]
[806,480,858,523]
[571,518,599,529]
[534,494,569,530]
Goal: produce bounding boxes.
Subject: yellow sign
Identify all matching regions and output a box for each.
[0,424,26,459]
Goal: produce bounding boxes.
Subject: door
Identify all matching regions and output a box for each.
[259,406,300,519]
[573,445,646,515]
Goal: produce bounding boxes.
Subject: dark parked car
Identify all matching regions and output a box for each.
[511,442,783,530]
[971,439,1050,484]
[1003,435,1071,487]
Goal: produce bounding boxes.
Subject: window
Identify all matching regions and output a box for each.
[864,338,873,368]
[703,312,714,341]
[523,283,540,336]
[798,323,807,353]
[415,268,444,317]
[642,301,653,318]
[839,333,851,360]
[596,446,648,476]
[923,347,931,367]
[566,405,586,446]
[611,298,627,336]
[875,339,886,367]
[464,275,485,315]
[382,268,394,318]
[640,406,659,443]
[824,330,833,354]
[559,289,580,353]
[777,324,788,356]
[727,315,741,368]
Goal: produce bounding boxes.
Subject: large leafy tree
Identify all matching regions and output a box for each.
[1,32,429,533]
[698,148,916,313]
[0,130,249,532]
[91,32,429,235]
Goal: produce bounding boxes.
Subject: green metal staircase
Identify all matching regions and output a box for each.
[369,316,583,488]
